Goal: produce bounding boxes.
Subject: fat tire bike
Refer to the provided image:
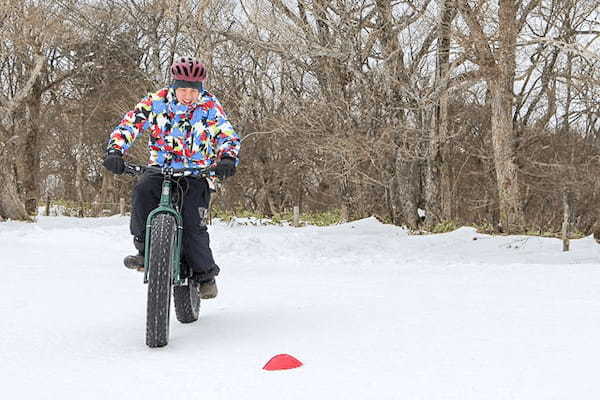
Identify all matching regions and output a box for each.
[124,162,213,348]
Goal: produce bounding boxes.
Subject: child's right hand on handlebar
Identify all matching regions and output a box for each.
[103,150,125,175]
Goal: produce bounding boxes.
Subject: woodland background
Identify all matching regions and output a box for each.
[1,0,599,235]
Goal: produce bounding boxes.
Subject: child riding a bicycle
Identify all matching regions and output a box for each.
[102,56,240,299]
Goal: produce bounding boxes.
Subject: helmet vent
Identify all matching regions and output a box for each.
[170,57,207,82]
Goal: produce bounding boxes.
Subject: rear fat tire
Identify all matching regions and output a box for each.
[146,213,176,348]
[174,280,201,323]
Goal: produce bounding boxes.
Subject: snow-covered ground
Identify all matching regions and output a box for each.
[1,216,600,399]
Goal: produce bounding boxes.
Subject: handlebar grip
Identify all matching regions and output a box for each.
[123,162,146,175]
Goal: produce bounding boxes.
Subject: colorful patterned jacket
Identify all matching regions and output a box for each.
[107,87,240,170]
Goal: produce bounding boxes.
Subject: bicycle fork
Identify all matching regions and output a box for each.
[143,177,186,285]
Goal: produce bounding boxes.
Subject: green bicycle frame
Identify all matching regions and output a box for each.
[143,177,185,285]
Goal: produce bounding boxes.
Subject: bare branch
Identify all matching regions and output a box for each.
[0,54,45,115]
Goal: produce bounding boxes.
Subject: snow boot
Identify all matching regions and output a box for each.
[124,237,145,272]
[124,254,144,271]
[190,265,219,299]
[198,278,218,299]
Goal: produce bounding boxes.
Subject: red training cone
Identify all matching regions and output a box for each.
[263,354,303,371]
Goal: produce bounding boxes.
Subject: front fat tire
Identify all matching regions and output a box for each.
[146,213,176,348]
[174,280,201,323]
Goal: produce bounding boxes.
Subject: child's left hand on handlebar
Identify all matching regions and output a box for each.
[213,156,236,179]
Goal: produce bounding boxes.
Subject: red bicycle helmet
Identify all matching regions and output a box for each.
[170,56,207,82]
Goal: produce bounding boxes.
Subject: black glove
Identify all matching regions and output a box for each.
[213,156,236,179]
[103,150,125,175]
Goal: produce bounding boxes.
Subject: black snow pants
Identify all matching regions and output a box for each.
[130,171,220,281]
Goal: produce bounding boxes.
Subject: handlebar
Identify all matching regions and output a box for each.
[123,162,213,178]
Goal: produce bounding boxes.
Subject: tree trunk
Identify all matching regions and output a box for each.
[488,79,523,232]
[426,0,455,228]
[376,0,421,228]
[487,0,524,233]
[0,151,30,220]
[392,146,420,229]
[97,172,116,213]
[562,190,571,252]
[74,121,86,203]
[16,85,43,216]
[338,175,356,221]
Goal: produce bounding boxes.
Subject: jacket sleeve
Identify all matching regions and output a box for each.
[211,98,241,163]
[107,95,153,153]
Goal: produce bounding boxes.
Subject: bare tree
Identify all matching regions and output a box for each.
[425,0,456,227]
